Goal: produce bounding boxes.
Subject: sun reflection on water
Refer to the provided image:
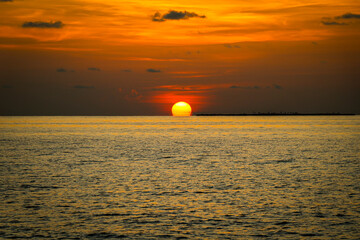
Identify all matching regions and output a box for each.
[0,116,359,239]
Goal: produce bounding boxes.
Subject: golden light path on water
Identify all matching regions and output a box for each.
[0,116,359,239]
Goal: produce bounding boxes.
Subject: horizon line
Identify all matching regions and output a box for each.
[0,113,358,117]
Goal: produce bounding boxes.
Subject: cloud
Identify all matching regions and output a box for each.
[152,10,205,22]
[321,13,360,26]
[57,68,75,73]
[125,89,142,102]
[152,12,164,22]
[335,13,360,19]
[0,0,13,2]
[146,68,161,73]
[122,69,132,72]
[2,85,13,88]
[230,84,283,90]
[321,21,347,26]
[273,84,283,90]
[74,85,94,89]
[88,67,101,71]
[230,85,261,90]
[22,21,64,28]
[57,68,67,72]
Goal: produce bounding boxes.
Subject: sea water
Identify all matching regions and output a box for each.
[0,116,359,239]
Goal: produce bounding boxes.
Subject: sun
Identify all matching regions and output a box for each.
[172,101,192,116]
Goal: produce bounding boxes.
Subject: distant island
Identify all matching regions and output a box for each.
[195,112,356,116]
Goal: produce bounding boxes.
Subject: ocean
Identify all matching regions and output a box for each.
[0,116,359,239]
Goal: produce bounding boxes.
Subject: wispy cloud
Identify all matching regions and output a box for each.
[147,68,161,73]
[123,57,187,62]
[150,84,219,92]
[321,13,360,26]
[321,21,347,26]
[151,87,192,92]
[0,0,13,2]
[169,71,212,79]
[169,71,201,75]
[22,21,64,28]
[172,75,209,79]
[152,10,205,22]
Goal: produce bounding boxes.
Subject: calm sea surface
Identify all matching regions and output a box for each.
[0,116,359,239]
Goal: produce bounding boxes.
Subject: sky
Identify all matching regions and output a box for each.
[0,0,359,115]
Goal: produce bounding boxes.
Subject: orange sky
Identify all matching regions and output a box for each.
[0,0,359,115]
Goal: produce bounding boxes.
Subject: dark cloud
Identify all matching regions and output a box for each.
[230,85,261,90]
[152,10,205,22]
[335,12,360,19]
[230,85,282,90]
[321,13,360,26]
[22,21,64,28]
[57,68,75,73]
[163,10,205,20]
[321,21,347,26]
[2,85,13,88]
[122,69,132,72]
[74,85,94,89]
[152,12,164,22]
[0,0,13,2]
[57,68,67,73]
[88,67,101,71]
[273,84,283,90]
[147,68,161,73]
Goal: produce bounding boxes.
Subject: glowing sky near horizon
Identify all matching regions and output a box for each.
[0,0,359,115]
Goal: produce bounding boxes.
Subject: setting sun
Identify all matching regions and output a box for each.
[172,102,192,116]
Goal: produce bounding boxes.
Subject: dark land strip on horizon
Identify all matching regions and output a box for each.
[195,113,357,116]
